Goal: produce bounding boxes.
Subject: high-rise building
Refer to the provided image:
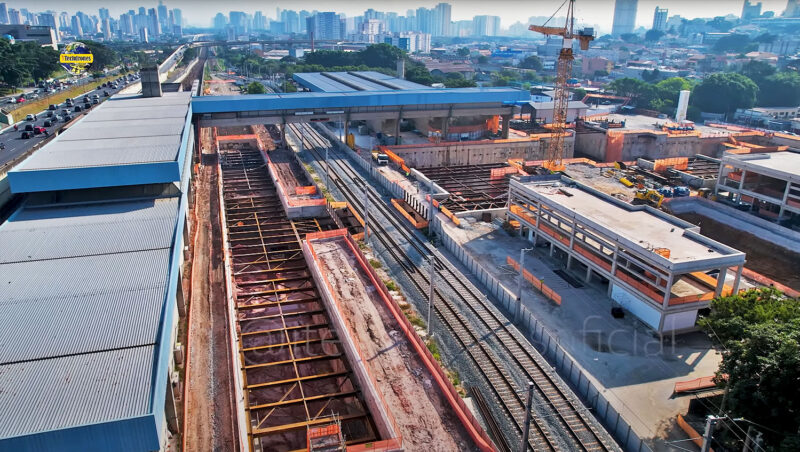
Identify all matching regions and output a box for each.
[120,12,134,35]
[37,11,58,42]
[416,7,432,34]
[172,9,182,32]
[0,3,9,24]
[70,15,82,36]
[433,3,451,36]
[784,0,800,17]
[612,0,638,36]
[472,15,500,36]
[102,18,111,40]
[147,8,160,36]
[8,8,21,25]
[157,1,168,30]
[306,12,343,40]
[229,11,247,35]
[58,12,69,31]
[299,10,310,32]
[281,10,300,33]
[253,11,266,30]
[652,7,668,31]
[99,8,109,21]
[213,13,227,30]
[742,1,763,20]
[139,26,148,43]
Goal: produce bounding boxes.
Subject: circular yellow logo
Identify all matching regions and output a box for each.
[60,42,93,75]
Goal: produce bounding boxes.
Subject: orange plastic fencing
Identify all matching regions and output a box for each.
[506,256,562,305]
[295,185,317,195]
[489,166,520,179]
[306,228,348,241]
[216,134,259,141]
[347,438,404,452]
[329,201,348,209]
[677,414,713,452]
[439,205,461,226]
[653,157,688,173]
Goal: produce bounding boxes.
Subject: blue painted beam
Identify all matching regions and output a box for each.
[191,88,529,113]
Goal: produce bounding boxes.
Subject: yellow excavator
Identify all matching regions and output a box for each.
[633,189,664,208]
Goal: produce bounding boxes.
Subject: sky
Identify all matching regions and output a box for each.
[7,0,794,32]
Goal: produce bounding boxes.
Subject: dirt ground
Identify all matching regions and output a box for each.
[676,212,800,291]
[563,163,637,201]
[183,127,238,451]
[313,238,477,451]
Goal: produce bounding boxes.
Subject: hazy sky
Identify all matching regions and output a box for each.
[8,0,793,32]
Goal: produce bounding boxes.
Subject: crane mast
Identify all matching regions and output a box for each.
[529,0,594,171]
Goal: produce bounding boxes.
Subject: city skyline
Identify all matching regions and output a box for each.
[2,0,794,32]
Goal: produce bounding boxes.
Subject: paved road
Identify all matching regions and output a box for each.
[0,76,138,169]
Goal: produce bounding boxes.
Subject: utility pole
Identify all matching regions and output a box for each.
[324,146,329,190]
[520,381,534,452]
[363,187,369,245]
[427,257,436,336]
[516,248,534,323]
[701,415,720,452]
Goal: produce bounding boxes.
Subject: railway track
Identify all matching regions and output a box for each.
[286,123,618,452]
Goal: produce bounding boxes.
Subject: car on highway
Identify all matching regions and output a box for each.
[33,126,46,135]
[20,132,31,139]
[103,91,110,97]
[24,124,34,132]
[53,115,62,122]
[46,111,54,118]
[16,97,26,103]
[92,99,99,105]
[25,114,35,121]
[74,106,82,112]
[62,114,72,122]
[48,104,57,110]
[43,120,53,127]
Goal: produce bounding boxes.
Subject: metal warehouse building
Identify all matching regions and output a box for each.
[0,91,194,451]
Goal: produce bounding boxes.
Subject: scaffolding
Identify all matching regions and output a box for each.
[419,163,511,212]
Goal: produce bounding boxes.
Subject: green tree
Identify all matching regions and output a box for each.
[442,72,476,87]
[360,43,405,69]
[572,88,587,100]
[518,55,543,71]
[607,77,657,106]
[692,72,758,117]
[405,61,434,86]
[645,29,665,42]
[82,41,119,71]
[477,55,489,64]
[713,34,754,53]
[698,288,800,450]
[641,68,661,82]
[757,71,800,107]
[739,60,776,86]
[244,81,266,94]
[456,47,470,57]
[620,33,641,43]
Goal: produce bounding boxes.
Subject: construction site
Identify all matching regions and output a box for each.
[179,4,800,451]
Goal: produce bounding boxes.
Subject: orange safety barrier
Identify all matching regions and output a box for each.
[288,198,326,207]
[674,375,721,394]
[537,222,570,247]
[677,414,713,452]
[306,228,349,241]
[507,256,562,305]
[378,146,406,166]
[295,185,317,195]
[615,270,663,303]
[690,272,732,296]
[489,166,520,179]
[573,243,612,272]
[509,204,537,224]
[329,201,348,209]
[325,234,496,452]
[347,438,404,451]
[215,134,259,141]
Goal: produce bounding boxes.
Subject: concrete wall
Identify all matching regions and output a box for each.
[576,130,729,162]
[393,136,575,168]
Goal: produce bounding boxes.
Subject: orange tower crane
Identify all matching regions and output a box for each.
[529,0,594,171]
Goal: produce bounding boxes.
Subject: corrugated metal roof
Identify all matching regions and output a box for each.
[352,71,433,90]
[293,72,356,92]
[0,197,178,263]
[13,92,190,173]
[0,195,179,438]
[0,345,154,438]
[322,72,389,91]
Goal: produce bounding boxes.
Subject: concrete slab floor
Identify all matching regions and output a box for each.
[441,216,722,442]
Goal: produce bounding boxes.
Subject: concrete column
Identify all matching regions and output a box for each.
[165,375,180,433]
[732,264,744,294]
[280,118,287,149]
[395,112,402,140]
[441,116,450,140]
[585,265,592,283]
[662,274,675,309]
[714,267,728,298]
[502,114,511,139]
[549,241,555,257]
[566,254,573,269]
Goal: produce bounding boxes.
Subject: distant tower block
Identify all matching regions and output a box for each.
[675,89,690,122]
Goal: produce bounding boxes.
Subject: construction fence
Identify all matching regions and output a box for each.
[434,217,653,452]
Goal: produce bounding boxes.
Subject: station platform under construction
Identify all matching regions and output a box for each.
[216,130,380,450]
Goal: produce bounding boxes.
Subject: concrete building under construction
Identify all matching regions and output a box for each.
[507,176,746,333]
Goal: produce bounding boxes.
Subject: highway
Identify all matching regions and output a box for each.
[0,75,139,170]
